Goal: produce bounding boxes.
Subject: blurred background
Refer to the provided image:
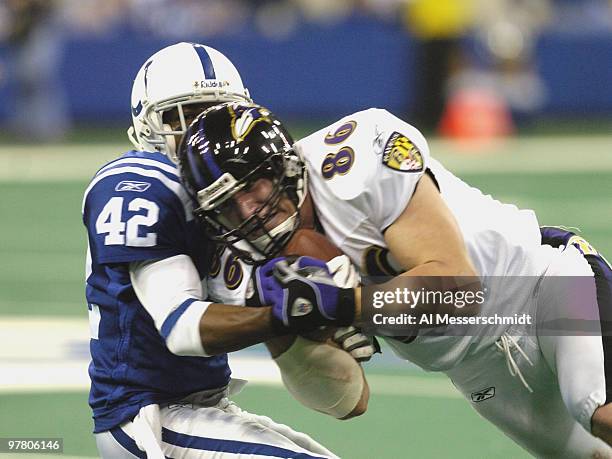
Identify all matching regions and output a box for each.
[0,0,610,458]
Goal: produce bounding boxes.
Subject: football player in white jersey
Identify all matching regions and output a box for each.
[178,101,612,458]
[84,43,373,459]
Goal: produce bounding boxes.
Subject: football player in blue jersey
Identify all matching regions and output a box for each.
[83,43,371,459]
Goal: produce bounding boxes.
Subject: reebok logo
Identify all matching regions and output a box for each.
[115,180,151,192]
[471,387,495,402]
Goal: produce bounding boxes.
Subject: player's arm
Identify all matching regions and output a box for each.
[197,302,278,355]
[133,254,369,418]
[131,254,359,356]
[263,257,371,420]
[198,270,367,356]
[130,255,279,357]
[202,298,370,418]
[271,335,369,419]
[354,173,481,321]
[385,173,476,277]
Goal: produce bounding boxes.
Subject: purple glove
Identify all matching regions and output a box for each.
[254,256,355,333]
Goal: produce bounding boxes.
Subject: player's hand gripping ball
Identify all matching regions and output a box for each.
[253,256,355,333]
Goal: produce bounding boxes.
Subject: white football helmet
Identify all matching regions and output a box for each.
[127,42,251,162]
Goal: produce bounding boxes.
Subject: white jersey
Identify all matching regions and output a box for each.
[206,246,254,306]
[294,108,557,371]
[204,108,610,456]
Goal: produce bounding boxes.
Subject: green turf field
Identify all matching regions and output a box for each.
[0,382,530,458]
[0,135,610,458]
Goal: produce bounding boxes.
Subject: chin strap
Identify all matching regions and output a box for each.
[127,123,177,161]
[127,126,141,150]
[229,213,298,265]
[251,213,297,252]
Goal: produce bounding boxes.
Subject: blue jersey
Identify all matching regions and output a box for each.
[82,151,231,433]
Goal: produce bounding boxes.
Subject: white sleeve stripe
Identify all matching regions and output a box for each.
[165,300,211,357]
[97,157,179,178]
[82,166,193,221]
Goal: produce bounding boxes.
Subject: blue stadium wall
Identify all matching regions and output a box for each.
[0,17,611,125]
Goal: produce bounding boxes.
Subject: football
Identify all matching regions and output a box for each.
[282,228,342,262]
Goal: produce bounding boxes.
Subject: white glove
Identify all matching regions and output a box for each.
[333,326,381,362]
[327,257,378,362]
[326,255,360,288]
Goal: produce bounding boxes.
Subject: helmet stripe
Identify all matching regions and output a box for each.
[191,44,216,80]
[197,115,224,181]
[202,150,223,181]
[143,60,153,92]
[186,116,223,190]
[186,139,209,190]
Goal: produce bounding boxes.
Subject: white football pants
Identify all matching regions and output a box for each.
[95,394,338,459]
[447,245,612,458]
